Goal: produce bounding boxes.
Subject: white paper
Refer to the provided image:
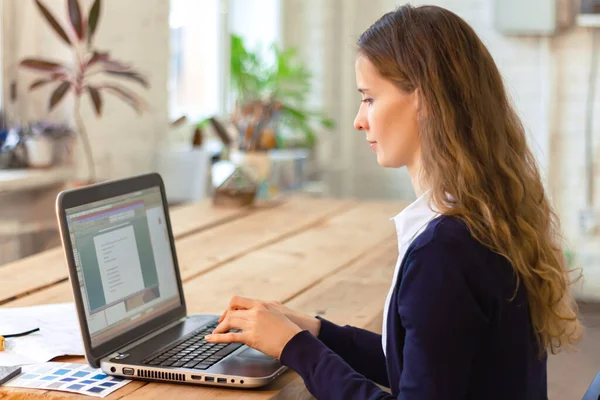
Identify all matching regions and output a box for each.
[0,303,84,367]
[94,225,144,304]
[4,362,130,398]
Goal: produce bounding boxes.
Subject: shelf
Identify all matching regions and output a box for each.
[0,167,73,193]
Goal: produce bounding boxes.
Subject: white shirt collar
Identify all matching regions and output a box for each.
[390,190,439,247]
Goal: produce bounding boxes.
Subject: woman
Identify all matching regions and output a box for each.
[205,4,582,399]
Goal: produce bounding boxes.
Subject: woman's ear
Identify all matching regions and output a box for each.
[413,88,426,118]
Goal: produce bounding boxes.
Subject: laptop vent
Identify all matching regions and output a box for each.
[136,369,186,382]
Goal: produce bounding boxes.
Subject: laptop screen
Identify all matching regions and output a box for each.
[64,186,181,347]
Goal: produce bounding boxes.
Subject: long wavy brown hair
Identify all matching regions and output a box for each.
[358,5,581,354]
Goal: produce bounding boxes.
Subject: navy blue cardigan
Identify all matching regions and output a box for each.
[280,216,547,399]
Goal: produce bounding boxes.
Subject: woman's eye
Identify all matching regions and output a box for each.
[361,98,373,105]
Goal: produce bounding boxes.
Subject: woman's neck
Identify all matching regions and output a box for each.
[408,159,426,197]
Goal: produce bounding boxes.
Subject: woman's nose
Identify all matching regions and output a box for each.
[354,111,367,131]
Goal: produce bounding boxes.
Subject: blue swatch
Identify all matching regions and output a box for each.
[72,371,89,378]
[67,384,84,390]
[91,374,108,380]
[80,379,96,384]
[52,369,70,376]
[100,382,116,387]
[111,377,124,382]
[41,376,55,381]
[20,375,38,380]
[60,377,76,382]
[87,387,105,394]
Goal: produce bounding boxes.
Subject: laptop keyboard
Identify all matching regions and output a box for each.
[142,322,243,370]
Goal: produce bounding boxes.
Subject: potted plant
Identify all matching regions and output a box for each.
[17,0,149,183]
[24,121,76,168]
[229,34,334,151]
[228,34,334,196]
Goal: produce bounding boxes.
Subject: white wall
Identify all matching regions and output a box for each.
[282,0,600,294]
[3,0,170,182]
[281,0,415,201]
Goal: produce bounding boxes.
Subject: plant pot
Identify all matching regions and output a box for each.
[230,148,309,199]
[156,146,210,203]
[268,148,309,191]
[24,136,54,168]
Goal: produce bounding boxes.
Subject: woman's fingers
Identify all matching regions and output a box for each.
[218,296,258,323]
[218,309,228,324]
[207,311,247,343]
[212,311,246,334]
[229,296,258,310]
[205,332,244,344]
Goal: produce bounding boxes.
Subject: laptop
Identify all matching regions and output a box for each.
[55,172,286,388]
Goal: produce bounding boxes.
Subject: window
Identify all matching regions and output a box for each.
[169,0,225,121]
[168,0,281,122]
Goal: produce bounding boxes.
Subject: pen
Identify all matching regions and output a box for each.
[0,328,40,351]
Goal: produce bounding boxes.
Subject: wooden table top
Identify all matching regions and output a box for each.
[0,195,405,399]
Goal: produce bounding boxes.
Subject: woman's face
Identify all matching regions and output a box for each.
[353,55,421,169]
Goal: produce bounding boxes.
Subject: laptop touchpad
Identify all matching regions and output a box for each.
[236,347,271,360]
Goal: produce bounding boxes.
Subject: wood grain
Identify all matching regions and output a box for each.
[2,197,355,309]
[0,200,255,305]
[182,202,401,316]
[0,198,406,400]
[120,202,401,400]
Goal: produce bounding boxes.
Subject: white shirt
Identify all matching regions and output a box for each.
[382,190,440,356]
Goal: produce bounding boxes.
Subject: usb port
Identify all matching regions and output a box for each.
[217,378,227,383]
[205,376,214,382]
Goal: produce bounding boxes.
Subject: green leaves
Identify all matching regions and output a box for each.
[49,81,71,111]
[230,34,264,103]
[34,0,71,45]
[230,34,335,149]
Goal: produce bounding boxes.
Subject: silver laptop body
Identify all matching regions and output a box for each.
[55,173,286,388]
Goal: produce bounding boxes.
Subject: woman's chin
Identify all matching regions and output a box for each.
[376,154,404,168]
[376,153,390,167]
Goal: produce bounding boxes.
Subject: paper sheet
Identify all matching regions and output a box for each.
[4,362,130,398]
[0,303,84,366]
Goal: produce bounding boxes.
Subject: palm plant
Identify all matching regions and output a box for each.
[229,34,334,151]
[19,0,149,183]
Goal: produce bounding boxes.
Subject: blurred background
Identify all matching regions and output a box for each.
[0,0,599,397]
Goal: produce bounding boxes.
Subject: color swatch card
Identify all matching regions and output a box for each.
[4,362,131,397]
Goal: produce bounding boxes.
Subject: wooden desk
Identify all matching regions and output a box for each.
[0,195,404,399]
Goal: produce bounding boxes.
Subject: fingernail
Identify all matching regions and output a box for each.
[205,335,212,340]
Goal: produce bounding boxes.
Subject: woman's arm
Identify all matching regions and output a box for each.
[280,231,488,400]
[213,294,390,385]
[315,316,389,387]
[281,330,395,400]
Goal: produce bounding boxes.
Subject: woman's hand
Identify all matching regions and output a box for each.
[217,296,321,337]
[204,296,304,360]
